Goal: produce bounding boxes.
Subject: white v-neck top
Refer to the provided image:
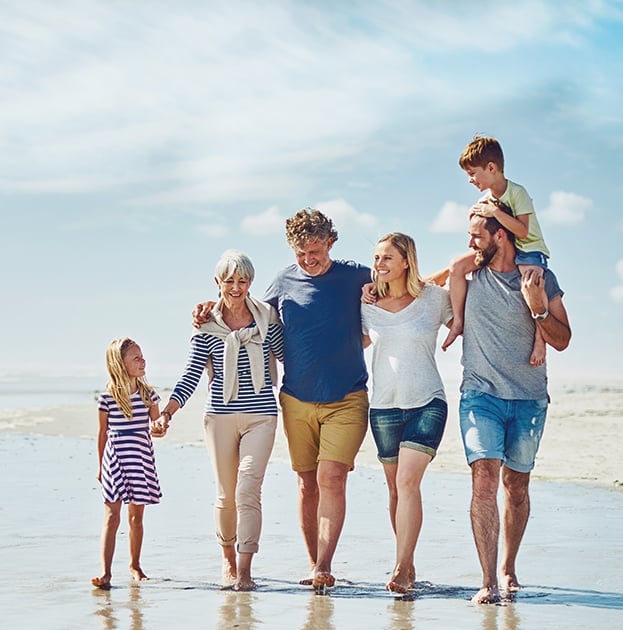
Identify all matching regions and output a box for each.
[361,284,452,408]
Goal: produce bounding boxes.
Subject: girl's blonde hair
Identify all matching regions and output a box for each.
[105,338,154,419]
[373,232,424,299]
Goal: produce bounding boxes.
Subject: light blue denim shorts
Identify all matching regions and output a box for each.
[459,390,548,473]
[370,398,448,463]
[515,250,549,269]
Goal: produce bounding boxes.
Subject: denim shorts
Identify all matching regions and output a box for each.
[369,398,448,463]
[515,250,549,269]
[459,390,548,473]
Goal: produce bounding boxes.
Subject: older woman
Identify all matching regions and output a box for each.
[361,233,453,594]
[161,250,284,591]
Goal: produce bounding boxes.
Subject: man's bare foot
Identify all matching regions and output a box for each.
[312,571,335,590]
[233,577,257,592]
[91,574,111,589]
[442,324,462,351]
[500,573,522,593]
[130,567,149,582]
[471,585,501,604]
[299,565,316,586]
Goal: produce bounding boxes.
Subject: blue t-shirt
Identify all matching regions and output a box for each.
[264,260,371,403]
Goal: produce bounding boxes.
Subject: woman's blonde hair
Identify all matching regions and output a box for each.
[373,232,424,299]
[105,338,154,419]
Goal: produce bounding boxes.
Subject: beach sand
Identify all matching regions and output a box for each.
[1,376,622,628]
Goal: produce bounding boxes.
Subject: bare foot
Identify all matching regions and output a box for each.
[299,565,316,585]
[471,585,501,604]
[409,565,417,589]
[91,574,111,589]
[386,567,411,594]
[312,571,335,590]
[442,324,462,351]
[222,558,237,588]
[130,567,149,582]
[501,573,522,593]
[529,340,546,366]
[233,577,257,592]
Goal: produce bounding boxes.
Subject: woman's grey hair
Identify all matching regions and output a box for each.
[214,249,255,282]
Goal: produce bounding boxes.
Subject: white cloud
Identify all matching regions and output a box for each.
[430,201,469,233]
[611,259,623,303]
[541,191,592,225]
[241,206,284,236]
[198,224,229,239]
[316,199,379,232]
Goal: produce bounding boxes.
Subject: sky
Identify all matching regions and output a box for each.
[1,0,622,389]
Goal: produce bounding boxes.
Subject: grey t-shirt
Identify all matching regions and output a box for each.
[461,266,563,400]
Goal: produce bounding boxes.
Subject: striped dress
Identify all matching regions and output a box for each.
[97,389,162,505]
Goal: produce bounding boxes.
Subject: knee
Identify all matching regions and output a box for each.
[104,505,121,529]
[471,461,500,499]
[317,468,347,494]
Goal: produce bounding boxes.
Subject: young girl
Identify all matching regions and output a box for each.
[91,338,166,589]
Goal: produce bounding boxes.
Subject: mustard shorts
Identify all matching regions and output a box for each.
[279,390,369,472]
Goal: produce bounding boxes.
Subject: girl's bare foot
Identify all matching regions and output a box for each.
[91,574,111,589]
[471,585,501,604]
[130,566,149,581]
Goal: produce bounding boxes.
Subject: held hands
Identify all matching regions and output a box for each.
[192,301,216,328]
[150,416,169,438]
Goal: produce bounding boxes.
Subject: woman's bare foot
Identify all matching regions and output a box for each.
[221,557,237,588]
[408,565,417,589]
[233,577,257,592]
[130,566,149,582]
[386,567,410,594]
[91,574,111,589]
[471,585,501,604]
[312,571,335,590]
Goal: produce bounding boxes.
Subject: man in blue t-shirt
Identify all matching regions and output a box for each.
[194,209,371,590]
[264,209,370,590]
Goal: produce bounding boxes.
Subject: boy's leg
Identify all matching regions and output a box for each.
[442,251,478,351]
[128,503,148,580]
[92,501,121,587]
[518,264,546,366]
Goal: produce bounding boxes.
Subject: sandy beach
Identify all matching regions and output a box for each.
[1,375,622,629]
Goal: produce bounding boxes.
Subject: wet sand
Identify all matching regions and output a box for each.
[1,378,622,628]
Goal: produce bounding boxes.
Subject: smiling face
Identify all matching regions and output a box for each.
[464,163,496,192]
[293,238,334,276]
[217,271,251,306]
[468,215,499,268]
[122,343,146,379]
[373,240,408,283]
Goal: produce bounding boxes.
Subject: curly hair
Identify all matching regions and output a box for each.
[285,208,338,249]
[459,134,505,172]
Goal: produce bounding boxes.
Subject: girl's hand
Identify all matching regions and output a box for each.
[150,419,167,438]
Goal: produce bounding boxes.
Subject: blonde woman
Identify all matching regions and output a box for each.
[92,338,166,589]
[361,233,453,594]
[161,250,284,591]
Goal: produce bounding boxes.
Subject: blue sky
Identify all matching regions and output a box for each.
[2,0,622,387]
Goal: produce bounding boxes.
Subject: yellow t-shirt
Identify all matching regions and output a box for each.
[485,180,549,257]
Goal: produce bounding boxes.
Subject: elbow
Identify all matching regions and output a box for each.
[550,328,572,352]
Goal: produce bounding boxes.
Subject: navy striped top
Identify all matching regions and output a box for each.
[98,389,160,431]
[171,322,284,415]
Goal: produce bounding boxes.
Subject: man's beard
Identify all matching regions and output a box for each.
[474,241,497,268]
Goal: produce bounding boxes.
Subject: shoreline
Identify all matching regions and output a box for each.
[1,377,621,490]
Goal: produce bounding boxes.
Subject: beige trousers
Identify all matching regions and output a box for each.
[203,413,277,554]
